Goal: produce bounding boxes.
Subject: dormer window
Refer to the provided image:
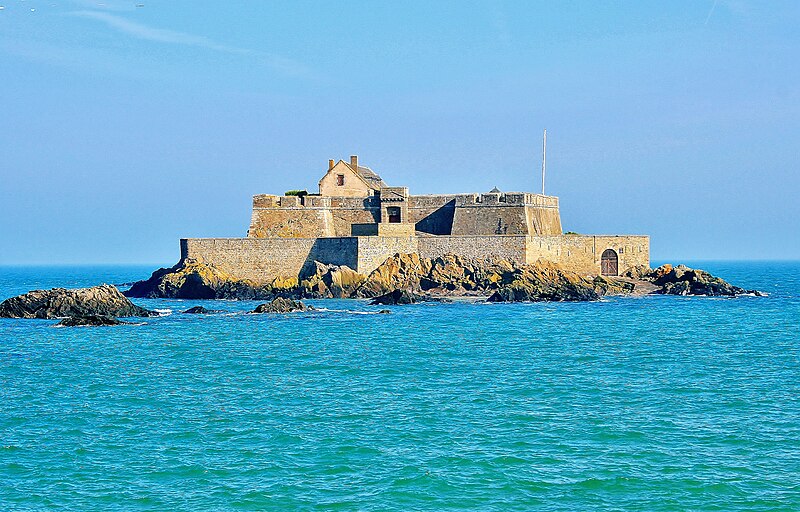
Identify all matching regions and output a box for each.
[336,174,345,186]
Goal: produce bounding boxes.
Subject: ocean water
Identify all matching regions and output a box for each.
[1,262,799,511]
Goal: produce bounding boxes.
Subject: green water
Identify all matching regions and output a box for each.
[1,262,799,510]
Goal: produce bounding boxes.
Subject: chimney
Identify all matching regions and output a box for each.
[328,159,334,170]
[350,155,358,170]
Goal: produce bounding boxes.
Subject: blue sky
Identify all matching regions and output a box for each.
[1,0,798,264]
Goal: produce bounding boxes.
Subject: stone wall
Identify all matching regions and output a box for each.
[418,235,529,263]
[183,234,649,283]
[525,205,563,236]
[355,236,419,274]
[249,195,380,238]
[408,195,459,235]
[525,235,650,275]
[250,191,563,239]
[181,237,358,283]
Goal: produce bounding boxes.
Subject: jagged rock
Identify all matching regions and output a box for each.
[592,275,636,296]
[355,253,519,297]
[0,285,154,319]
[487,260,600,302]
[423,254,515,292]
[125,259,274,300]
[55,315,127,327]
[377,309,391,314]
[621,265,652,280]
[252,297,311,313]
[355,253,431,297]
[369,289,424,305]
[300,262,365,298]
[126,253,762,303]
[182,306,220,314]
[646,264,762,296]
[270,275,298,291]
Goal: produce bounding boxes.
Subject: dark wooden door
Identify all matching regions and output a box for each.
[601,249,618,276]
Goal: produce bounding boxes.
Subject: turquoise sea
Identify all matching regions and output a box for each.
[1,262,799,510]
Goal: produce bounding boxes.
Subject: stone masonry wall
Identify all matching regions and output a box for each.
[525,205,563,235]
[418,236,529,264]
[356,236,419,274]
[181,237,358,283]
[250,192,562,238]
[249,194,380,238]
[525,235,650,275]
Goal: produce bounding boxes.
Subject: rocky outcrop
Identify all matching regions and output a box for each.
[300,262,365,298]
[487,260,601,302]
[646,264,762,296]
[0,285,154,319]
[55,314,128,327]
[369,289,425,305]
[124,255,761,303]
[592,275,636,296]
[125,259,273,300]
[252,297,311,313]
[182,306,219,314]
[355,253,431,297]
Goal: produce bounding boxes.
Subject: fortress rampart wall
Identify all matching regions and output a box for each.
[525,235,650,274]
[248,192,562,238]
[181,233,648,284]
[249,194,379,238]
[181,237,359,283]
[417,235,528,263]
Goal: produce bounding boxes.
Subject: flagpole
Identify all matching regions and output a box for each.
[541,129,547,195]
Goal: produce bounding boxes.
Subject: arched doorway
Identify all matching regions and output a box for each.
[601,249,618,276]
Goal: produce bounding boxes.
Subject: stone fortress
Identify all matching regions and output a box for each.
[181,155,650,283]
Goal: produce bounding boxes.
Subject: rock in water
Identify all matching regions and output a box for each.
[369,289,424,305]
[55,315,126,327]
[252,297,311,313]
[647,264,762,296]
[182,306,217,314]
[126,259,274,300]
[487,260,600,302]
[0,284,155,319]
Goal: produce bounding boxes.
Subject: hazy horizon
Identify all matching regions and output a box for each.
[2,1,799,264]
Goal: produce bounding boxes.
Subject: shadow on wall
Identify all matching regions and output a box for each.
[415,200,456,235]
[298,237,359,278]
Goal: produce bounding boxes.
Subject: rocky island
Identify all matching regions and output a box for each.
[124,253,761,302]
[0,154,763,325]
[0,284,156,326]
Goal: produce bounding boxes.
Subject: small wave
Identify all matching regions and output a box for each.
[153,309,173,316]
[313,307,388,315]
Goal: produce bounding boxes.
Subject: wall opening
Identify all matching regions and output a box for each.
[601,249,619,276]
[336,174,345,186]
[387,206,401,223]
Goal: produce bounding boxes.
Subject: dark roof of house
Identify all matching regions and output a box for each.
[350,164,387,190]
[489,187,501,193]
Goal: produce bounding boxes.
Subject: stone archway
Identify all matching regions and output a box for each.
[601,249,619,276]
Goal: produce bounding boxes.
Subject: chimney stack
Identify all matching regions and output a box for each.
[328,159,334,170]
[350,155,358,170]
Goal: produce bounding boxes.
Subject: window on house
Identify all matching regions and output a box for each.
[387,206,401,223]
[336,174,345,186]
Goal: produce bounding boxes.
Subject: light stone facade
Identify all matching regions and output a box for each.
[182,155,650,282]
